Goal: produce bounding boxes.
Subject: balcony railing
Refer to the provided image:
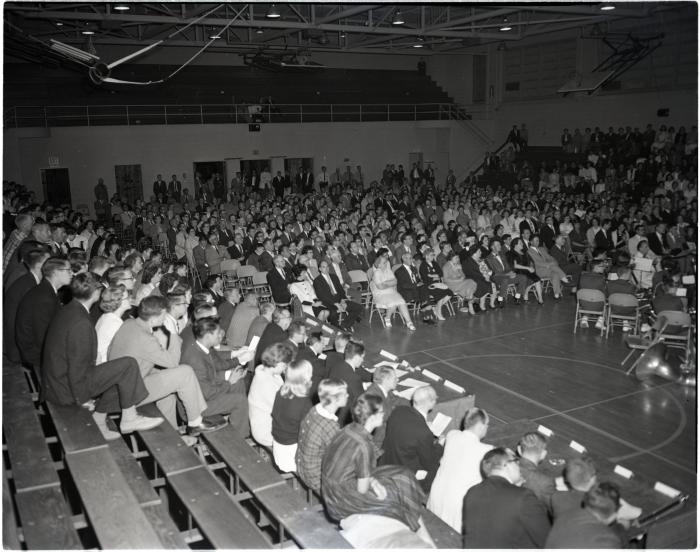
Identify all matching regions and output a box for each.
[3,102,473,129]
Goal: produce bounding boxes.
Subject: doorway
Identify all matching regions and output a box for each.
[41,168,71,207]
[284,158,314,184]
[193,161,225,199]
[114,164,143,206]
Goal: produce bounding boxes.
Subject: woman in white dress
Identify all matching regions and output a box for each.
[95,285,131,365]
[370,250,415,330]
[289,265,329,321]
[248,342,294,447]
[184,227,199,267]
[427,408,493,533]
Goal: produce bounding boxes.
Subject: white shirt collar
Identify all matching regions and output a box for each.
[315,403,338,421]
[196,340,210,354]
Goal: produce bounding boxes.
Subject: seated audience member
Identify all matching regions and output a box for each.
[327,248,363,304]
[380,385,444,492]
[95,285,131,364]
[461,245,498,310]
[314,259,363,331]
[217,288,240,338]
[395,252,434,320]
[271,359,314,472]
[517,432,556,513]
[267,254,293,305]
[321,393,434,546]
[370,250,416,329]
[41,273,163,440]
[328,340,373,425]
[551,456,598,519]
[463,447,551,548]
[16,257,74,372]
[296,378,348,492]
[549,234,582,290]
[364,366,407,448]
[507,237,544,304]
[205,233,231,274]
[545,482,625,549]
[227,292,262,347]
[578,264,608,330]
[418,249,454,319]
[4,249,49,363]
[606,265,637,296]
[486,238,528,305]
[428,408,493,532]
[632,239,659,290]
[528,235,570,300]
[180,317,252,436]
[163,291,190,336]
[652,276,686,313]
[204,274,225,306]
[133,260,162,305]
[289,264,329,320]
[296,332,328,398]
[324,331,351,373]
[441,251,477,313]
[107,296,224,436]
[248,342,294,447]
[254,308,292,365]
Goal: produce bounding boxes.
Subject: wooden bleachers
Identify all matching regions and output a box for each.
[131,403,271,549]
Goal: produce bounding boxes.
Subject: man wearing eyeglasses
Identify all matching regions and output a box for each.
[463,447,550,548]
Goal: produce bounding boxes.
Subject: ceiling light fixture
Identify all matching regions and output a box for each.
[266,4,280,18]
[392,10,405,25]
[113,4,130,11]
[600,4,616,10]
[209,32,221,39]
[255,28,264,34]
[340,31,346,38]
[55,21,64,26]
[499,18,512,32]
[81,29,95,35]
[413,37,424,48]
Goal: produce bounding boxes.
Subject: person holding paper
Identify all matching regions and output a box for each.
[320,394,434,546]
[380,385,444,493]
[370,251,416,330]
[180,317,252,437]
[427,408,492,532]
[632,240,659,290]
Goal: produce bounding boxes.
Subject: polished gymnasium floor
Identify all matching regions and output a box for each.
[354,296,696,501]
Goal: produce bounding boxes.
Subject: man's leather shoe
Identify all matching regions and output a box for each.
[186,417,228,437]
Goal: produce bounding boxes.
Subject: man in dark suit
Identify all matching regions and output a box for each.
[228,233,247,261]
[395,253,430,306]
[327,340,372,425]
[296,332,327,398]
[549,234,582,289]
[364,365,409,448]
[258,239,276,272]
[4,249,49,363]
[314,260,362,330]
[15,257,74,372]
[180,317,251,436]
[646,222,669,256]
[546,483,624,548]
[486,238,528,305]
[267,255,293,304]
[254,308,292,365]
[551,456,597,520]
[272,171,285,199]
[380,385,443,492]
[463,447,551,548]
[343,241,370,272]
[217,288,240,335]
[519,209,539,236]
[153,174,167,199]
[539,215,558,250]
[517,432,556,513]
[167,174,182,202]
[41,272,163,440]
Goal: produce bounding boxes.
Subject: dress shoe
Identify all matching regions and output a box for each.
[186,417,228,437]
[120,415,164,434]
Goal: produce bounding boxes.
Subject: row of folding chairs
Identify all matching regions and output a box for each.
[573,289,657,337]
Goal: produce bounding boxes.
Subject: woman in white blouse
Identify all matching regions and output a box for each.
[95,285,131,365]
[248,342,295,448]
[289,264,329,321]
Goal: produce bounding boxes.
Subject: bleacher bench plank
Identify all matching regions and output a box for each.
[3,371,61,492]
[421,509,462,549]
[3,468,23,550]
[168,467,271,549]
[137,404,271,549]
[48,403,108,454]
[107,439,161,507]
[203,426,287,493]
[140,504,190,550]
[255,483,353,549]
[66,447,166,548]
[14,487,83,550]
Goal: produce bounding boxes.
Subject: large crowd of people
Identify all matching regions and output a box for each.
[2,119,696,547]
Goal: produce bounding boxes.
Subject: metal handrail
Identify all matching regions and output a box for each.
[4,102,473,129]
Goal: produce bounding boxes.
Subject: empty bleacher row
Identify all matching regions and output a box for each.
[4,64,453,107]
